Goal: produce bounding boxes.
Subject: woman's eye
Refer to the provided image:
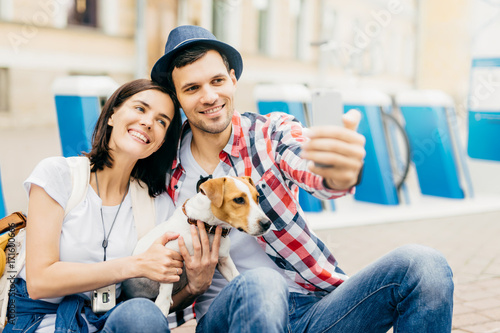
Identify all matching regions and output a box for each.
[233,197,245,204]
[136,106,145,112]
[157,119,167,127]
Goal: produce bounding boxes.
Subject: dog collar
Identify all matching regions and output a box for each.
[181,200,231,238]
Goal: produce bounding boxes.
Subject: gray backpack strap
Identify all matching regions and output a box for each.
[65,156,90,216]
[129,178,156,239]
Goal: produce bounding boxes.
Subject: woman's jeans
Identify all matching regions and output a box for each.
[196,244,454,333]
[102,298,170,333]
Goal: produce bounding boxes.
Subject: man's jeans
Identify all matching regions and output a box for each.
[102,298,170,333]
[196,244,454,333]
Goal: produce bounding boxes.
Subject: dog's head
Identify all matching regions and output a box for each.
[198,176,271,236]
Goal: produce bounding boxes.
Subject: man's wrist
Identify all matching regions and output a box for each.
[323,166,364,191]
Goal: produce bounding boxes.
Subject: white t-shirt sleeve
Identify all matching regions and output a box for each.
[154,191,176,225]
[23,156,72,210]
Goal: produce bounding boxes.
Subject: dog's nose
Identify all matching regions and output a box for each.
[259,219,271,231]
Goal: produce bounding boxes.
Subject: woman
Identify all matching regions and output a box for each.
[5,79,183,332]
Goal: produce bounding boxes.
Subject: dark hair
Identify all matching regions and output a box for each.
[166,44,231,91]
[86,79,182,197]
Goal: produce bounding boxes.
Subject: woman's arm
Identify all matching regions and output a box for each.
[25,184,183,300]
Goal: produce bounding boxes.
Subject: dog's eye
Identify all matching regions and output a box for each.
[233,197,245,204]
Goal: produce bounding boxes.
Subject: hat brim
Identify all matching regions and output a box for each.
[151,39,243,87]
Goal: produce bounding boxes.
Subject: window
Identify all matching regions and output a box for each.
[0,68,10,112]
[292,0,307,60]
[212,0,241,47]
[68,0,97,27]
[254,0,270,55]
[212,0,230,42]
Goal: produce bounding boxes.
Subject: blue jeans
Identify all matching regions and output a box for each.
[102,298,170,333]
[197,245,454,333]
[196,267,289,333]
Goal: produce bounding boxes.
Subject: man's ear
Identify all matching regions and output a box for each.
[229,69,237,86]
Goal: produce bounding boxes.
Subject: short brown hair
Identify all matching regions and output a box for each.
[166,44,231,91]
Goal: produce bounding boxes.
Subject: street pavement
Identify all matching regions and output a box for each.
[1,125,499,332]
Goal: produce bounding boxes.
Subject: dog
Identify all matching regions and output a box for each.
[121,176,271,316]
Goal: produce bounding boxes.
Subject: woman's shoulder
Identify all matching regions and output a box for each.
[24,156,77,210]
[35,156,72,172]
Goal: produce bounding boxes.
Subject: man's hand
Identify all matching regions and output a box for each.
[301,109,366,191]
[178,221,222,297]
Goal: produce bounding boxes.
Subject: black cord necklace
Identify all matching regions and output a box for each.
[95,172,129,261]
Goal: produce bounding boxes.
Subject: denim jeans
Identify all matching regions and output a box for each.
[197,244,454,333]
[102,298,170,333]
[196,267,290,333]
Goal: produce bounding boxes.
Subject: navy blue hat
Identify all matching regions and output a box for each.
[151,25,243,86]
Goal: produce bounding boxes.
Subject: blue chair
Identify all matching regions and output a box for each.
[0,167,7,218]
[468,57,500,161]
[52,76,118,157]
[396,90,471,199]
[254,84,333,212]
[341,89,407,205]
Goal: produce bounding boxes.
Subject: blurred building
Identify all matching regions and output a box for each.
[0,0,475,128]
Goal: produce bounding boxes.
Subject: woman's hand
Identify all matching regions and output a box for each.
[178,221,222,297]
[135,232,184,283]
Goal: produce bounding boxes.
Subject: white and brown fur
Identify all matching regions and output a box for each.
[121,176,271,317]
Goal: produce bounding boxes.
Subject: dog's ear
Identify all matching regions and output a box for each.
[199,178,225,208]
[240,176,255,187]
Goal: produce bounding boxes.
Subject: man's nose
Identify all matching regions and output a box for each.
[200,86,218,105]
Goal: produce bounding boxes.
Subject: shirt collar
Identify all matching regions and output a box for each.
[171,120,191,170]
[223,111,243,158]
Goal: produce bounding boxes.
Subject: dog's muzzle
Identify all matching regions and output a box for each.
[259,219,272,232]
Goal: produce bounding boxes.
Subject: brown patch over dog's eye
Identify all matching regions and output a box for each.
[233,197,245,204]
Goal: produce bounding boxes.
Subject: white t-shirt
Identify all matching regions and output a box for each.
[177,133,307,321]
[21,156,175,332]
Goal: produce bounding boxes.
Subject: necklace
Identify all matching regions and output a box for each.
[95,172,129,261]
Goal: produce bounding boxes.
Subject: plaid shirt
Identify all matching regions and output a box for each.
[167,111,350,328]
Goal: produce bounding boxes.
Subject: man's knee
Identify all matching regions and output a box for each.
[240,267,288,293]
[394,244,454,296]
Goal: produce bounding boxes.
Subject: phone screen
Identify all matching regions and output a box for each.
[310,89,343,127]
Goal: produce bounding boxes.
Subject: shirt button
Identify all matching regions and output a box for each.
[174,185,178,189]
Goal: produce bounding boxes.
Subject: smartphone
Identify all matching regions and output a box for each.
[310,89,343,127]
[308,89,343,168]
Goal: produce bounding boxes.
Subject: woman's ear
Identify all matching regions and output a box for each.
[108,114,114,126]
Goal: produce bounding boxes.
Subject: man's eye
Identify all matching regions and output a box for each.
[186,86,198,92]
[233,197,245,204]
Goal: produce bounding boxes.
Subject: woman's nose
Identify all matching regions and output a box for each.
[140,113,154,128]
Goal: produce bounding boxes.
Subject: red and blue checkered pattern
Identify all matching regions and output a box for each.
[167,111,351,327]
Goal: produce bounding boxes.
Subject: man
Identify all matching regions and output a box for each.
[152,25,454,332]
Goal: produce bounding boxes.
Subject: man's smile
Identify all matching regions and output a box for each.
[200,104,225,115]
